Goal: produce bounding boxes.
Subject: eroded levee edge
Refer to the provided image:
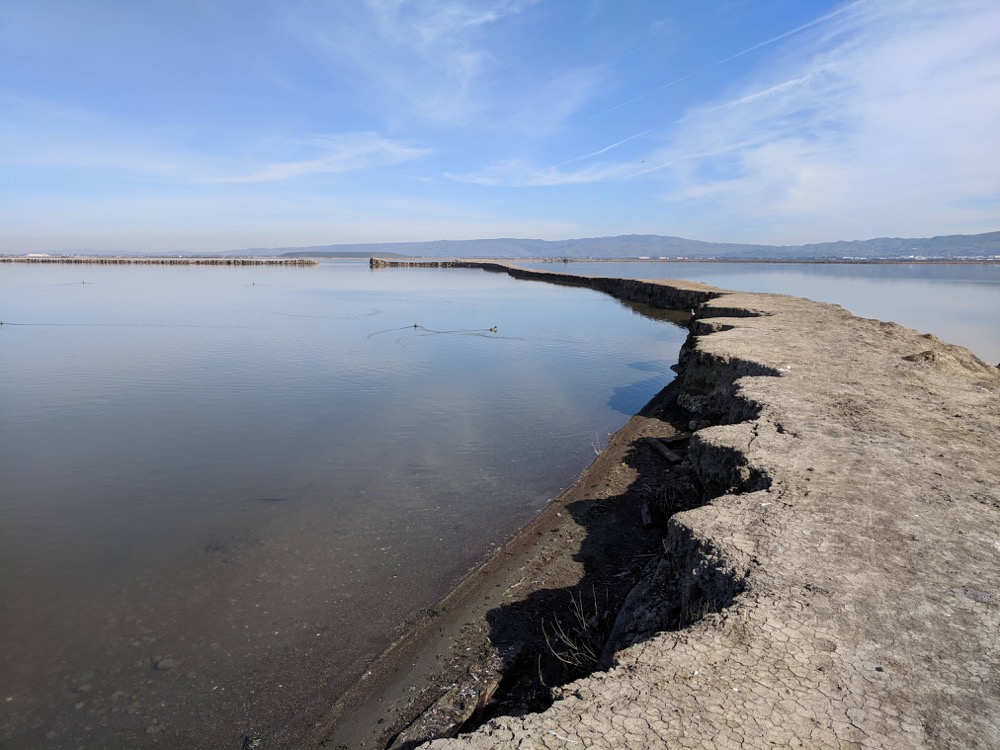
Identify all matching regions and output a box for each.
[373,260,1000,750]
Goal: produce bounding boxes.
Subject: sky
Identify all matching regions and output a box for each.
[1,0,999,254]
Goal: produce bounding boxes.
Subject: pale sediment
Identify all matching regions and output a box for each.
[372,259,1000,749]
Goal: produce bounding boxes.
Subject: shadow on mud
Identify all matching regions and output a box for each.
[396,384,748,745]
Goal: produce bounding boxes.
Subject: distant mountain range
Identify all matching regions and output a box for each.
[17,231,999,260]
[230,231,1000,261]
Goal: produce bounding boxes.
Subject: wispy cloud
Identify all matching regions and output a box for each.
[0,95,203,178]
[449,0,1000,240]
[656,0,1000,239]
[207,132,431,183]
[0,96,429,184]
[446,150,668,187]
[5,0,997,252]
[499,65,608,138]
[293,1,537,124]
[286,0,605,132]
[592,0,865,119]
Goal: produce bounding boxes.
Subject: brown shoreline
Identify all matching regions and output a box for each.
[526,257,1000,264]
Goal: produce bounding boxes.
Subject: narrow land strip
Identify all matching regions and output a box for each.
[319,260,999,749]
[0,256,316,265]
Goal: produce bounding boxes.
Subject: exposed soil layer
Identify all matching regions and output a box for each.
[324,262,1000,749]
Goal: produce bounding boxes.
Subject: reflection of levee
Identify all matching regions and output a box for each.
[370,258,460,269]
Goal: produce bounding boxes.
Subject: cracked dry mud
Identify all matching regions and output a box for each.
[419,270,1000,750]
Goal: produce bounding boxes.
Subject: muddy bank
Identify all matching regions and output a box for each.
[305,377,700,750]
[351,260,1000,749]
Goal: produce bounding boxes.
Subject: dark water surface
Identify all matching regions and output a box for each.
[0,262,687,748]
[519,261,1000,364]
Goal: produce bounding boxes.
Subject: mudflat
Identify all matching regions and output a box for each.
[330,262,1000,750]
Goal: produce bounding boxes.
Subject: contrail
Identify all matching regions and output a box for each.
[593,0,865,119]
[553,128,654,168]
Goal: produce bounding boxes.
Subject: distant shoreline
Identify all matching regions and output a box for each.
[3,255,997,265]
[528,257,1000,265]
[0,256,317,266]
[367,255,1000,266]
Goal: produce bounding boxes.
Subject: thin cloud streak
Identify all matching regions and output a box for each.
[207,133,431,184]
[449,0,1000,242]
[446,151,671,187]
[591,0,865,118]
[1,95,429,184]
[553,129,654,168]
[657,0,1000,240]
[0,95,211,179]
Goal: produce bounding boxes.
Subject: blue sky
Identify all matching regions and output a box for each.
[2,0,998,253]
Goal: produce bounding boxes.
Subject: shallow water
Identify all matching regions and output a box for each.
[0,261,688,748]
[519,261,1000,364]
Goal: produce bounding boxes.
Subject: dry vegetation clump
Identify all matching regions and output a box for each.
[542,588,611,678]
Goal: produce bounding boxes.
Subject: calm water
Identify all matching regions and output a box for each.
[0,261,688,748]
[520,261,1000,365]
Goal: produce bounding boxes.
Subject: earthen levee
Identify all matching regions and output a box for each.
[372,260,1000,749]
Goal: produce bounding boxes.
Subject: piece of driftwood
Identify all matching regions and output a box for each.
[388,685,472,747]
[643,437,682,463]
[387,641,523,749]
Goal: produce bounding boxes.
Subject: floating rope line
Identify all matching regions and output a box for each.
[271,308,380,320]
[367,324,499,339]
[270,311,330,319]
[0,321,259,329]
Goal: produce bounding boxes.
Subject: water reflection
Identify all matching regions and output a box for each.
[0,261,687,748]
[604,360,675,415]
